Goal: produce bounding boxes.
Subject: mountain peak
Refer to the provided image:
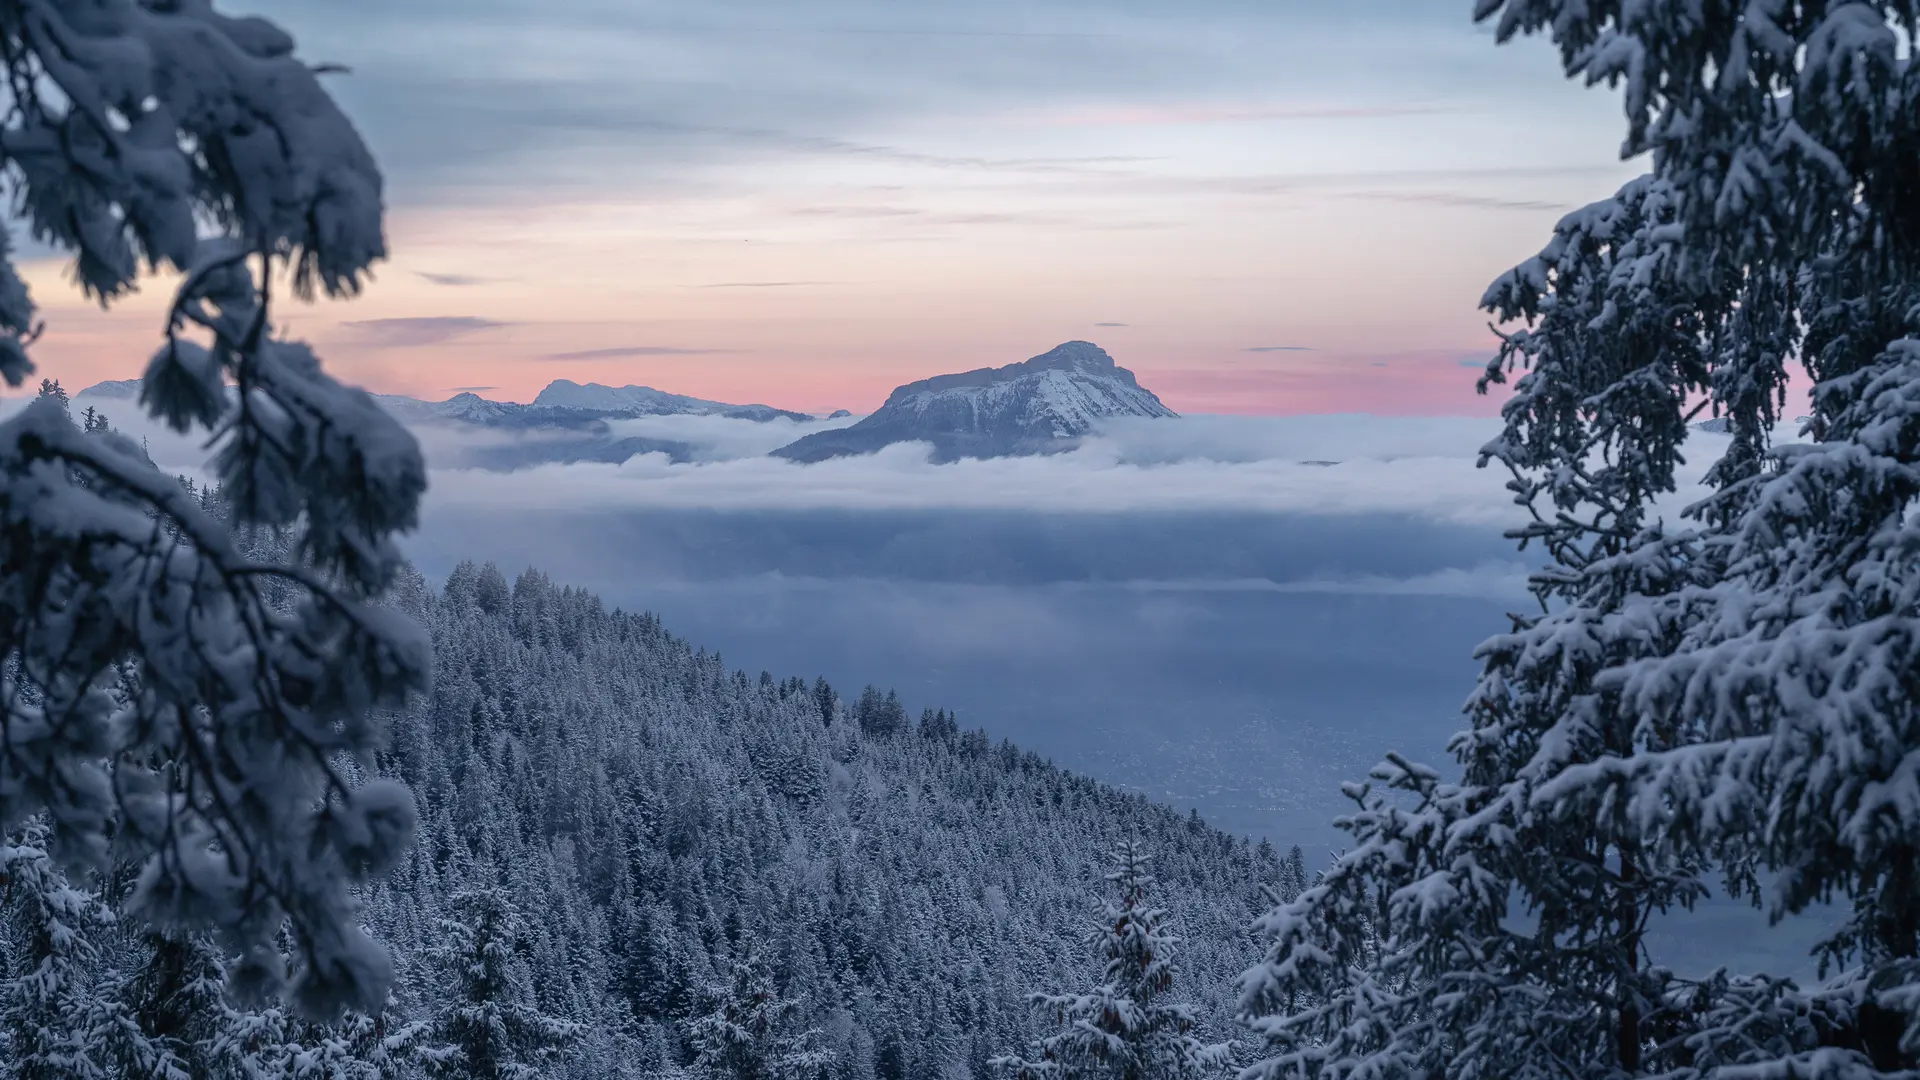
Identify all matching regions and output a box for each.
[1026,340,1116,371]
[530,380,810,421]
[773,342,1174,463]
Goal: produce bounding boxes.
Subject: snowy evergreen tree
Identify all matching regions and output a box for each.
[998,841,1227,1080]
[32,379,67,420]
[0,0,427,1019]
[1242,3,1920,1077]
[0,820,164,1080]
[419,887,578,1080]
[683,950,830,1080]
[214,1005,422,1080]
[121,930,232,1076]
[1,822,114,1079]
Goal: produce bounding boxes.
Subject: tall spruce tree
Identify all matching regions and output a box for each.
[999,841,1227,1080]
[1,822,114,1079]
[1242,3,1920,1077]
[0,820,172,1080]
[683,949,831,1080]
[418,887,578,1080]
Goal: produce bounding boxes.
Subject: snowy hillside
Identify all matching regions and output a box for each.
[373,564,1294,1075]
[71,378,143,401]
[771,341,1176,463]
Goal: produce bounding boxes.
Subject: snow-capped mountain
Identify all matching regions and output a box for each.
[73,378,143,401]
[367,383,818,470]
[73,378,817,471]
[534,380,810,422]
[374,378,817,428]
[373,382,811,427]
[771,341,1176,463]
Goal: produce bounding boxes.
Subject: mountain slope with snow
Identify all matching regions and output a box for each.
[534,380,811,422]
[772,341,1176,463]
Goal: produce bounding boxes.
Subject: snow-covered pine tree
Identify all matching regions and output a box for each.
[2,821,106,1078]
[32,379,67,420]
[213,1004,423,1080]
[999,841,1227,1080]
[1476,3,1920,1072]
[418,887,578,1080]
[1238,171,1737,1080]
[0,1,426,1019]
[683,949,831,1080]
[116,930,233,1078]
[1243,3,1920,1077]
[0,820,161,1079]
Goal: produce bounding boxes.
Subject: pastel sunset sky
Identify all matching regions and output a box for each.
[20,1,1644,415]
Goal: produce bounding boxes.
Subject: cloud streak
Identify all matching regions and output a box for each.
[1013,101,1457,128]
[539,346,734,360]
[339,316,512,347]
[695,281,837,289]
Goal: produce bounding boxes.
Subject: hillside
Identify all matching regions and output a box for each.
[358,564,1297,1077]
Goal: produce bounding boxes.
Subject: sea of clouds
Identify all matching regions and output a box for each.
[9,387,1827,974]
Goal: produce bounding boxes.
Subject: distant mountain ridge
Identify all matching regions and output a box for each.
[75,378,822,471]
[531,379,811,423]
[376,381,811,427]
[76,377,810,426]
[772,341,1176,463]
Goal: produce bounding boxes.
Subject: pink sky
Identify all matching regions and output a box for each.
[9,183,1572,418]
[7,2,1654,417]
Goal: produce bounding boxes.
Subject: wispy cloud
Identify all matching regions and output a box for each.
[1247,346,1313,353]
[1348,191,1570,212]
[540,346,734,361]
[1095,322,1129,327]
[448,385,499,392]
[782,204,1171,232]
[339,317,512,347]
[1171,164,1622,199]
[1013,101,1456,128]
[415,271,488,287]
[695,281,835,289]
[655,24,1123,39]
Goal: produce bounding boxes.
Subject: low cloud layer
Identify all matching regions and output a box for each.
[416,412,1739,530]
[404,413,1516,522]
[13,394,1773,862]
[21,395,1767,538]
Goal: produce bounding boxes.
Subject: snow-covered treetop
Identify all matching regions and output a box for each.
[1474,1,1915,279]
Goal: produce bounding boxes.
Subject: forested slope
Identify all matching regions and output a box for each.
[359,562,1296,1078]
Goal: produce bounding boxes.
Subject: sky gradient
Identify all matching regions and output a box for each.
[16,1,1645,415]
